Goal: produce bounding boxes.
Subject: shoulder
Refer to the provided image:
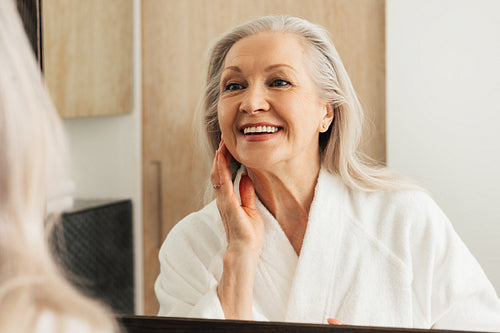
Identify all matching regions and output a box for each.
[341,184,450,264]
[319,168,441,220]
[344,185,445,227]
[166,200,225,244]
[159,200,226,264]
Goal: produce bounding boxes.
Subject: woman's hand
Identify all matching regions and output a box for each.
[327,318,345,325]
[210,139,265,320]
[210,139,265,256]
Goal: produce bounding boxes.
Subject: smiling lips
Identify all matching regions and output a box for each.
[242,125,281,135]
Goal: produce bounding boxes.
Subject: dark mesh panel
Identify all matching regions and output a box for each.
[52,200,134,314]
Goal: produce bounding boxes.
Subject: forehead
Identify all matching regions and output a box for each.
[223,31,308,70]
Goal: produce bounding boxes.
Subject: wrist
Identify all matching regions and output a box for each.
[224,244,261,265]
[218,247,259,320]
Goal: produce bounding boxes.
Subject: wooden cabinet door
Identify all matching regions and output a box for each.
[43,0,133,118]
[143,0,385,315]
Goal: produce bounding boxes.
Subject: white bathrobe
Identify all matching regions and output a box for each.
[155,168,500,331]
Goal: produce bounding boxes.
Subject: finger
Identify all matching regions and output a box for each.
[327,318,343,325]
[210,150,221,189]
[219,140,233,167]
[217,145,235,195]
[210,137,228,188]
[239,173,257,210]
[211,152,225,211]
[212,151,230,237]
[215,148,242,224]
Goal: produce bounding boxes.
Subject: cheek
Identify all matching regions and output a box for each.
[282,99,318,126]
[217,104,236,139]
[287,106,324,137]
[217,103,230,127]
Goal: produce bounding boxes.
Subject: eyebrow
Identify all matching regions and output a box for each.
[264,64,296,72]
[222,66,242,73]
[221,64,297,73]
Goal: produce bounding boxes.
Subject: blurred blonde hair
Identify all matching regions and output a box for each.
[199,15,419,193]
[0,0,118,332]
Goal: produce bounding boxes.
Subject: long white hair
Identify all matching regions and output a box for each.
[200,15,418,192]
[0,1,118,331]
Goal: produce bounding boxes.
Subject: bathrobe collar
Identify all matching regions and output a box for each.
[234,166,345,323]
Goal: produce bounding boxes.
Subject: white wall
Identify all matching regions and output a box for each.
[61,0,143,314]
[387,0,500,292]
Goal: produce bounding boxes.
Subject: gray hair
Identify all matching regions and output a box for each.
[201,15,417,191]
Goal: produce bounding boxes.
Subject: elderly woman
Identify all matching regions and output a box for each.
[155,16,500,330]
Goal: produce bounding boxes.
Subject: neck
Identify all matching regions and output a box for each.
[245,157,321,254]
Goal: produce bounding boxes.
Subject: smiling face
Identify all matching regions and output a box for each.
[217,31,333,172]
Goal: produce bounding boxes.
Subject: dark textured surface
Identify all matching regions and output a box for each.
[117,315,487,333]
[53,200,134,314]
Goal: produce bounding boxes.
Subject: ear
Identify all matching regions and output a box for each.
[319,104,334,133]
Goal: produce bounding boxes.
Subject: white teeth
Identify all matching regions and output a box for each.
[243,125,279,134]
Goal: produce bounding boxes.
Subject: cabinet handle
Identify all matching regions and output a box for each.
[152,160,163,247]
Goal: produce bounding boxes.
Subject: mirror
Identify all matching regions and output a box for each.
[36,0,500,330]
[141,0,387,316]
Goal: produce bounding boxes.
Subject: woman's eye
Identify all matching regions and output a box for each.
[224,83,244,91]
[271,79,291,87]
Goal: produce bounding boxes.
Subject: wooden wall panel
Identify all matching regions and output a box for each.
[143,0,385,315]
[43,0,133,118]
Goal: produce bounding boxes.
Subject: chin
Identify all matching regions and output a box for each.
[236,156,280,172]
[231,147,286,171]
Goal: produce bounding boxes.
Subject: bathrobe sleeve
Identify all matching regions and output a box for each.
[408,193,500,331]
[154,203,226,319]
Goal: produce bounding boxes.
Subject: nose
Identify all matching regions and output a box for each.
[239,85,270,114]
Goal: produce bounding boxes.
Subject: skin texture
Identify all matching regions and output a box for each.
[210,31,335,321]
